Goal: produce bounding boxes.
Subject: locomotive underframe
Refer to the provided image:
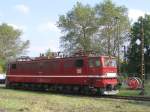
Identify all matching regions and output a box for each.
[6,76,118,95]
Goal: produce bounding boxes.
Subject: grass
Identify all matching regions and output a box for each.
[118,89,141,96]
[118,79,150,96]
[0,87,150,112]
[145,80,150,96]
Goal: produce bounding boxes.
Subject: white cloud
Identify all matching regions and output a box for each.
[37,21,60,33]
[129,9,150,22]
[15,4,30,14]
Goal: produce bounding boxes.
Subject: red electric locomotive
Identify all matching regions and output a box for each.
[6,52,118,95]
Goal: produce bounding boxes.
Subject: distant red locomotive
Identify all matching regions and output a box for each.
[6,52,118,95]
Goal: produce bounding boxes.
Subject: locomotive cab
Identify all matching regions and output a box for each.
[102,56,118,94]
[88,56,118,95]
[102,56,117,78]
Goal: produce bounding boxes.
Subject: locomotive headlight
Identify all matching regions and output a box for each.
[106,73,117,78]
[101,73,117,78]
[107,73,117,77]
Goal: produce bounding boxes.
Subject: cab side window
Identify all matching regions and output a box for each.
[89,58,101,67]
[12,64,16,69]
[75,59,84,68]
[64,60,74,68]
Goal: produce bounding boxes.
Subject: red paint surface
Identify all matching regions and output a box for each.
[7,56,118,88]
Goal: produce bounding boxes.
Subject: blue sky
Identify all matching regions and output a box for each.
[0,0,150,57]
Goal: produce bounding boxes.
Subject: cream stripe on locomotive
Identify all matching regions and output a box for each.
[7,74,117,78]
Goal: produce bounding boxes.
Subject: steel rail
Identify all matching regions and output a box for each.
[101,95,150,101]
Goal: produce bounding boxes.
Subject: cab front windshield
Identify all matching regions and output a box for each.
[104,58,117,67]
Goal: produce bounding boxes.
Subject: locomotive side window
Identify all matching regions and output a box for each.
[75,59,84,67]
[11,64,16,69]
[89,58,101,67]
[51,61,59,70]
[64,60,73,68]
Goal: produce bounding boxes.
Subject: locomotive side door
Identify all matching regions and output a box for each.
[37,61,44,75]
[63,59,75,75]
[88,57,102,75]
[87,57,102,86]
[74,58,87,75]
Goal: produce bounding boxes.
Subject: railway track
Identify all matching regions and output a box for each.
[101,95,150,102]
[0,84,150,102]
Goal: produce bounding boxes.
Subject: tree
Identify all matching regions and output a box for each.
[0,23,29,72]
[57,1,130,56]
[45,48,53,57]
[0,23,29,60]
[95,0,130,56]
[127,15,150,78]
[58,2,98,55]
[0,58,6,73]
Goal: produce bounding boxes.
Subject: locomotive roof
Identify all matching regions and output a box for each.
[9,55,116,64]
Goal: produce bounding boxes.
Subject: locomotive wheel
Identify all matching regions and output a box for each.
[30,84,36,90]
[80,86,91,95]
[52,84,58,92]
[57,85,63,92]
[72,86,80,94]
[64,85,72,93]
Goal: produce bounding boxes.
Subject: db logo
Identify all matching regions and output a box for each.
[76,68,82,74]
